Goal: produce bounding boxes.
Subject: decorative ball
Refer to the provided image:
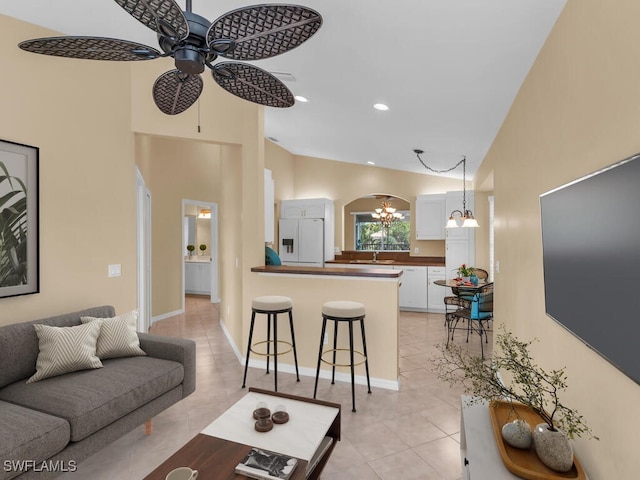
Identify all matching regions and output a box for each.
[501,419,532,449]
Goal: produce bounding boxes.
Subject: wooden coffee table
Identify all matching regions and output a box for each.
[144,388,341,480]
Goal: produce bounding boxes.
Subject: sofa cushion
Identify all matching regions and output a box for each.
[0,401,70,480]
[81,310,146,360]
[27,322,103,383]
[0,356,184,442]
[0,306,115,388]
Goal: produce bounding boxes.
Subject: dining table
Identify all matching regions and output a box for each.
[433,278,489,293]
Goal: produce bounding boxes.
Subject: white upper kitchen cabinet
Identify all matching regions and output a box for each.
[415,194,446,240]
[281,198,333,219]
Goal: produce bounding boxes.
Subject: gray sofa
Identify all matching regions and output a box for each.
[0,306,196,480]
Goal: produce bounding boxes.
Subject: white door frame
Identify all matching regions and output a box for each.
[136,167,152,332]
[182,199,220,311]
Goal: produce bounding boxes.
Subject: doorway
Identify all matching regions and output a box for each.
[182,199,220,312]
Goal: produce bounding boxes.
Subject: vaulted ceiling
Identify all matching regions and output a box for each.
[1,0,566,178]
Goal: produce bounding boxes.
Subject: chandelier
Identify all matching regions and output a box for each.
[371,201,405,229]
[414,149,479,228]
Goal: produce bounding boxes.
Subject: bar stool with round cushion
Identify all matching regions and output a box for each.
[241,295,300,392]
[313,300,371,412]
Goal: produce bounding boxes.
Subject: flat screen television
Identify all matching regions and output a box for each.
[540,152,640,385]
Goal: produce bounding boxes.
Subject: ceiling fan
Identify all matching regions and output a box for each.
[18,0,322,115]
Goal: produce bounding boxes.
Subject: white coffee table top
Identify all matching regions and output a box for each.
[201,391,339,462]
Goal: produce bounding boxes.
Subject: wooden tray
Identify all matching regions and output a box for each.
[488,401,586,480]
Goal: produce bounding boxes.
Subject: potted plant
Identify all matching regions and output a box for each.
[186,244,195,256]
[457,263,475,281]
[199,244,207,255]
[433,325,597,472]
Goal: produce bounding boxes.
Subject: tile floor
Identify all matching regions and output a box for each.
[59,295,492,480]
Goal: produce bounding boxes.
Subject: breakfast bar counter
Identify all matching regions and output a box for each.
[250,265,402,278]
[247,264,402,390]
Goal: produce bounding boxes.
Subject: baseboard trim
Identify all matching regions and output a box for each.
[243,358,400,391]
[151,308,184,325]
[219,317,243,362]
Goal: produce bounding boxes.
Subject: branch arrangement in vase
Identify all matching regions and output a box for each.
[432,324,598,441]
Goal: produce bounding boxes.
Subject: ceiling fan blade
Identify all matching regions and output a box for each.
[207,4,322,60]
[153,69,203,115]
[211,62,294,108]
[18,36,161,61]
[114,0,188,41]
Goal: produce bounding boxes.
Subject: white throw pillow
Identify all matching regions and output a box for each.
[81,310,146,360]
[27,322,103,383]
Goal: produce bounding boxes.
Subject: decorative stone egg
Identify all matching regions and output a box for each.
[501,419,533,449]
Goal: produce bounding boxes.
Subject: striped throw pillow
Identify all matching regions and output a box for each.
[27,322,103,383]
[81,310,146,360]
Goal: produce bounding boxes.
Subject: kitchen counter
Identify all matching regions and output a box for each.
[250,265,402,278]
[326,259,445,267]
[327,251,445,267]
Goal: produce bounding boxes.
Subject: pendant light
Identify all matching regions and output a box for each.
[414,149,479,228]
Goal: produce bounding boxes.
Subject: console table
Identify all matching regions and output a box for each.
[144,388,340,480]
[460,396,589,480]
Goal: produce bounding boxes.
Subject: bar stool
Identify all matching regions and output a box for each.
[241,296,300,392]
[313,300,371,412]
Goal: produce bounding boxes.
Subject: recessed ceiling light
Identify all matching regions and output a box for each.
[367,161,375,165]
[294,95,308,103]
[373,103,389,111]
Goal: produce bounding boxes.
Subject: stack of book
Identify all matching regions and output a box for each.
[235,436,334,480]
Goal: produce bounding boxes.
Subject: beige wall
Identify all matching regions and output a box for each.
[477,0,640,477]
[0,15,137,324]
[282,154,462,256]
[219,145,244,346]
[135,137,222,316]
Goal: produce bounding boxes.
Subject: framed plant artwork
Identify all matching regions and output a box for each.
[0,139,39,298]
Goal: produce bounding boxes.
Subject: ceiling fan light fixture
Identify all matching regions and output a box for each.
[294,95,308,102]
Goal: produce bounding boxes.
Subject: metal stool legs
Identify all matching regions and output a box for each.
[314,313,371,413]
[288,309,301,382]
[241,310,257,389]
[242,306,300,392]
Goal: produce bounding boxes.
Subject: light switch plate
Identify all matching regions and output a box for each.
[108,264,121,277]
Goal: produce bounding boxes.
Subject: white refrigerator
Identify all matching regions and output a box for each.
[278,218,325,266]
